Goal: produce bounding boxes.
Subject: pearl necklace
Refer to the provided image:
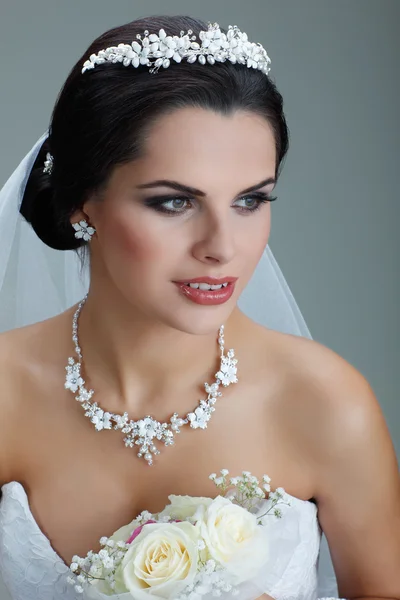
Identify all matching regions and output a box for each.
[64,294,239,465]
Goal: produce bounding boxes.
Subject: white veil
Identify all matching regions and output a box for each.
[0,133,340,598]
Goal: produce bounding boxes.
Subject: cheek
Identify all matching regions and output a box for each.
[105,211,165,265]
[241,207,271,260]
[257,209,271,247]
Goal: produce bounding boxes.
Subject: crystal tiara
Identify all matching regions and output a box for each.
[81,22,271,76]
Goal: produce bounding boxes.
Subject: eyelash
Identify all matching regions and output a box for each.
[144,192,277,215]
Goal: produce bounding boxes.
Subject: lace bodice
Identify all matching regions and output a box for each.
[0,481,341,600]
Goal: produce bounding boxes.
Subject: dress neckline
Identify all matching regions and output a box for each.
[1,480,319,571]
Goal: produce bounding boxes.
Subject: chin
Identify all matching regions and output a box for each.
[162,305,236,337]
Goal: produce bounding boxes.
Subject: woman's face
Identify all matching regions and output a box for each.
[83,107,277,334]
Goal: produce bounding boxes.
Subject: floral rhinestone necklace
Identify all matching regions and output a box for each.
[64,294,239,465]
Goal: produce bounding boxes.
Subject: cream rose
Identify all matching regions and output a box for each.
[158,494,212,521]
[200,496,270,584]
[115,521,199,599]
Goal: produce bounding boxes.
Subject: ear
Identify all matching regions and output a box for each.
[70,209,87,225]
[70,198,96,227]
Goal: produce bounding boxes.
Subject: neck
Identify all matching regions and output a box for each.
[70,286,240,417]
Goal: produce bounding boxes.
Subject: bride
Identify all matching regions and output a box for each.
[0,14,399,600]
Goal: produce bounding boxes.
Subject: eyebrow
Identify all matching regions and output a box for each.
[136,177,276,197]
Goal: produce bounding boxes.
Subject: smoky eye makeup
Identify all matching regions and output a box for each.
[142,191,277,215]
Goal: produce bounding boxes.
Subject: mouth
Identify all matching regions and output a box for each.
[182,281,229,291]
[173,278,238,306]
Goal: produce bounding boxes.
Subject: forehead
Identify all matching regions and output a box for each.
[136,107,276,185]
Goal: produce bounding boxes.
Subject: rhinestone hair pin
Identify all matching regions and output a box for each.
[42,152,54,175]
[81,22,271,76]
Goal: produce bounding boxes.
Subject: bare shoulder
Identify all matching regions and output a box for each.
[276,328,384,435]
[0,310,74,484]
[0,323,47,484]
[265,324,381,422]
[256,323,395,487]
[243,315,389,465]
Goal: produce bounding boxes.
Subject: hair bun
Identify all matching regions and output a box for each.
[19,140,82,251]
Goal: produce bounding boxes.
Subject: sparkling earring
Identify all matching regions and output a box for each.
[72,220,96,242]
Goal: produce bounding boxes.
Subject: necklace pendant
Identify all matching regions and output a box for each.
[123,416,176,466]
[135,416,163,466]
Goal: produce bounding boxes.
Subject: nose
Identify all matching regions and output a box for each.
[191,209,236,265]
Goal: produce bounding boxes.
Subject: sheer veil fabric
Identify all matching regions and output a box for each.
[0,133,340,597]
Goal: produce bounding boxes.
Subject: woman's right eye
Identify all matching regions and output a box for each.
[144,196,193,215]
[161,198,190,212]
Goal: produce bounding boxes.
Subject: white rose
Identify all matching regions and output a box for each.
[200,496,269,584]
[116,521,199,599]
[158,494,212,521]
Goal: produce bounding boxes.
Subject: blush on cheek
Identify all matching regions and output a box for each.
[112,220,165,263]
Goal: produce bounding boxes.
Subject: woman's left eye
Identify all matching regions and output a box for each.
[233,193,277,213]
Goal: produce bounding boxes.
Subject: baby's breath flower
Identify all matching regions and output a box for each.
[89,564,103,577]
[160,515,171,522]
[70,562,79,573]
[205,559,216,574]
[74,585,84,594]
[262,474,271,484]
[242,470,251,477]
[214,476,224,486]
[137,509,153,522]
[269,487,287,502]
[220,468,229,476]
[209,473,217,481]
[99,537,108,545]
[106,573,115,583]
[102,555,115,569]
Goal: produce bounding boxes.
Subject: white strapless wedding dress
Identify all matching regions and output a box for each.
[0,482,343,600]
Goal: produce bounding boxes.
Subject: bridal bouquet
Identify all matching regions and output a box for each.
[66,470,292,599]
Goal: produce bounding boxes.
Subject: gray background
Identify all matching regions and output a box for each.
[0,1,399,598]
